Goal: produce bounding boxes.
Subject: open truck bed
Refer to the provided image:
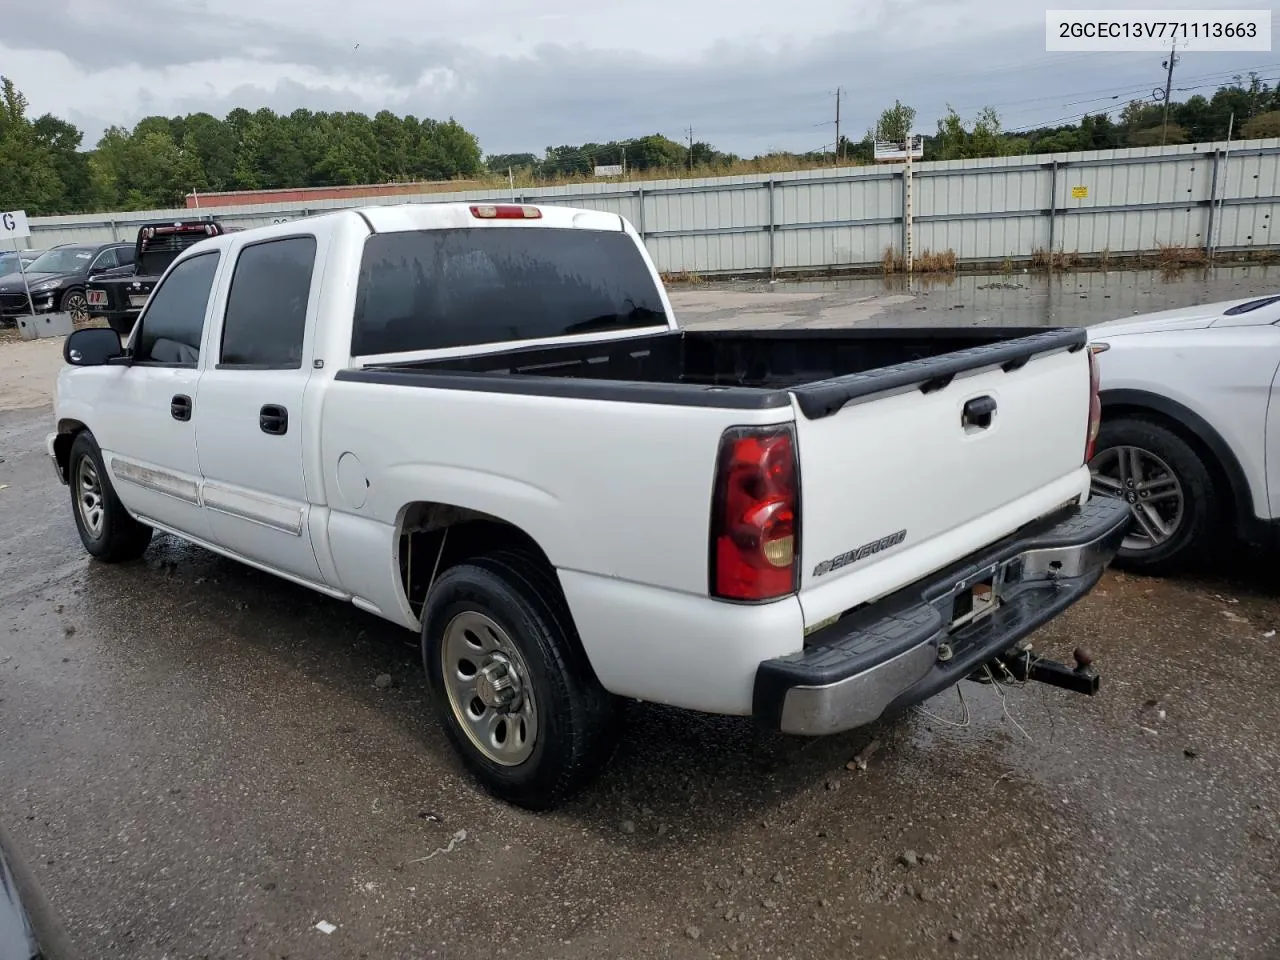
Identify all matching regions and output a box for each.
[346,326,1086,418]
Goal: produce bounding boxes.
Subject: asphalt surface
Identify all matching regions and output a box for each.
[3,275,1280,959]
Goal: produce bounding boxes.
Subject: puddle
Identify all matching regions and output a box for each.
[671,264,1280,330]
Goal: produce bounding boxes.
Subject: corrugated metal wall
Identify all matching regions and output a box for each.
[23,139,1280,276]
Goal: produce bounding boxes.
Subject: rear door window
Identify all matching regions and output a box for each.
[351,228,667,356]
[219,236,317,368]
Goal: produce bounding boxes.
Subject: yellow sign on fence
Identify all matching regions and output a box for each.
[1071,185,1088,199]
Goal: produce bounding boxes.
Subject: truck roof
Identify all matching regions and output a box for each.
[219,202,626,239]
[355,202,625,235]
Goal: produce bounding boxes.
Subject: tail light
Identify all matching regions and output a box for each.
[1085,343,1106,462]
[709,426,801,601]
[469,204,542,220]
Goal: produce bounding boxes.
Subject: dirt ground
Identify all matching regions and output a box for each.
[0,336,63,412]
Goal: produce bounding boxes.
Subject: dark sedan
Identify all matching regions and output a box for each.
[0,242,133,320]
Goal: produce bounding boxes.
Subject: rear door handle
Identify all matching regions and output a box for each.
[171,394,192,422]
[259,404,288,436]
[961,395,997,430]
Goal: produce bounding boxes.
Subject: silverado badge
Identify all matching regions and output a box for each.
[812,529,907,577]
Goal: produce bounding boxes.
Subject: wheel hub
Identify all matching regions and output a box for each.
[475,655,522,711]
[1088,444,1185,553]
[441,610,539,766]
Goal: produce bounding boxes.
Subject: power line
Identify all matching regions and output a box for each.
[1015,75,1279,130]
[962,63,1280,122]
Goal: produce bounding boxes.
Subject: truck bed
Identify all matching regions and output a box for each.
[346,326,1087,419]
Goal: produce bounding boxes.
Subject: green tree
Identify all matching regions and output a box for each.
[872,100,916,142]
[1241,111,1280,138]
[0,76,65,214]
[182,113,236,191]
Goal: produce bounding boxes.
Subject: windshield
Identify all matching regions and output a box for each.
[351,227,667,356]
[27,247,96,274]
[0,254,19,277]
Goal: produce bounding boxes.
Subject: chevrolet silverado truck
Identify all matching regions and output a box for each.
[48,203,1130,809]
[85,220,225,336]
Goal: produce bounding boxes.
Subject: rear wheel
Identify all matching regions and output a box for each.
[1088,417,1218,575]
[68,431,152,562]
[421,549,620,810]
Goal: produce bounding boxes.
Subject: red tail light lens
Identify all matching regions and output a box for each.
[1085,345,1105,462]
[710,426,801,601]
[469,204,542,220]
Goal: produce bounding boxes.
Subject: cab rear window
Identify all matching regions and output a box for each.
[350,227,667,356]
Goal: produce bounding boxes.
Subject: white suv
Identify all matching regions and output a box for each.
[1088,292,1280,574]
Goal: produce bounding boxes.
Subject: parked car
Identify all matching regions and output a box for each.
[0,819,77,959]
[0,249,44,278]
[0,242,134,321]
[1088,293,1280,574]
[86,221,225,336]
[48,203,1128,809]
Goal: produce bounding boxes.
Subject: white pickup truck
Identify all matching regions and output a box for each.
[49,202,1130,809]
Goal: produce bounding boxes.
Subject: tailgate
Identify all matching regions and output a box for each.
[86,279,151,311]
[125,279,157,309]
[792,330,1092,626]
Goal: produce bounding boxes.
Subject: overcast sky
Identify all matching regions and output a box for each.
[2,0,1276,158]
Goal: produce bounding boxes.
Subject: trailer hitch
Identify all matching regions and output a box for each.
[980,644,1100,696]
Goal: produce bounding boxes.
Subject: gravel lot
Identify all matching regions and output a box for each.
[1,272,1279,959]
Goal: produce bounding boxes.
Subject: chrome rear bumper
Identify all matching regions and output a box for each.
[752,496,1131,736]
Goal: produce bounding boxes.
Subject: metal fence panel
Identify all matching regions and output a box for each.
[23,139,1280,274]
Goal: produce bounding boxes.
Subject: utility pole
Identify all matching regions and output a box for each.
[1161,40,1180,145]
[834,87,842,164]
[687,127,694,172]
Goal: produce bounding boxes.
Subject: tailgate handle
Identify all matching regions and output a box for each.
[962,395,997,430]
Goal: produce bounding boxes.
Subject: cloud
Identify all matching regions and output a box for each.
[2,0,1270,157]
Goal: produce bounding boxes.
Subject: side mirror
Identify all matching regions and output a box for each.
[64,328,123,366]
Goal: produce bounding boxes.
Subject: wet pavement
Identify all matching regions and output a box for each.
[672,263,1280,330]
[3,273,1280,959]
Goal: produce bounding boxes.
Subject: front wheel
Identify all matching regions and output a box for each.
[421,550,620,810]
[1088,417,1219,576]
[60,288,88,323]
[68,431,153,562]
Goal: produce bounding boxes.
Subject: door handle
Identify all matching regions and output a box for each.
[961,395,997,430]
[171,394,192,422]
[259,404,288,436]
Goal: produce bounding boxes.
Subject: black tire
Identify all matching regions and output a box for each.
[59,288,87,322]
[421,549,620,810]
[1089,416,1219,576]
[67,431,153,562]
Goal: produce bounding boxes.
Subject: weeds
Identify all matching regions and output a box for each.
[881,246,904,274]
[1098,247,1111,271]
[915,248,958,273]
[1000,256,1014,275]
[494,155,858,193]
[881,246,956,274]
[1155,242,1207,267]
[660,270,707,285]
[1030,247,1081,271]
